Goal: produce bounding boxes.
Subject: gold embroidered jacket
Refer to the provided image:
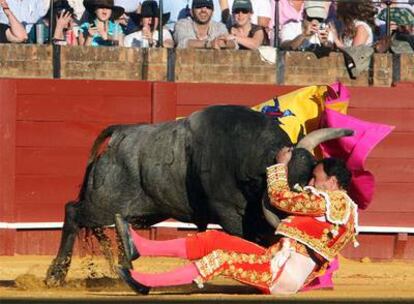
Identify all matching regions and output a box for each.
[267,164,359,261]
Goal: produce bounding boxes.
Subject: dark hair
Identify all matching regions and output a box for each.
[319,157,351,190]
[336,1,377,40]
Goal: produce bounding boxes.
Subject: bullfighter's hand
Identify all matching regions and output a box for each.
[276,147,293,165]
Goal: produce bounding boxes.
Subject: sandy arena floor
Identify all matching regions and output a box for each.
[1,254,414,302]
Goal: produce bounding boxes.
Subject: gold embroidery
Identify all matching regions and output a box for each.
[326,191,351,224]
[195,249,274,286]
[277,219,356,261]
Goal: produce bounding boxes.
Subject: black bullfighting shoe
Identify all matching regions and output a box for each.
[114,214,140,264]
[117,267,150,295]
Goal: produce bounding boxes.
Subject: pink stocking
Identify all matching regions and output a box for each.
[130,263,199,287]
[130,228,187,258]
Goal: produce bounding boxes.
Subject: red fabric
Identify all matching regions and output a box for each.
[223,259,271,294]
[284,216,346,248]
[186,230,266,260]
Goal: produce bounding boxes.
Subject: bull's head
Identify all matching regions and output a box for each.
[262,128,354,228]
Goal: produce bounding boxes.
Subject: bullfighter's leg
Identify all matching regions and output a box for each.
[118,246,272,295]
[119,239,317,295]
[115,215,265,263]
[45,201,81,287]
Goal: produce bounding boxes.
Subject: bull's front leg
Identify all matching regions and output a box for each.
[45,201,80,287]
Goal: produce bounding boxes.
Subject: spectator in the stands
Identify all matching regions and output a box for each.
[375,0,414,37]
[174,0,236,49]
[228,0,268,50]
[332,0,376,48]
[124,0,173,48]
[0,0,49,34]
[220,0,272,30]
[79,0,125,46]
[28,0,78,45]
[0,0,28,43]
[162,0,221,32]
[280,0,333,51]
[268,0,305,46]
[275,0,304,28]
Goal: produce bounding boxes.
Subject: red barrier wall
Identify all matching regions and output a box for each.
[1,79,414,259]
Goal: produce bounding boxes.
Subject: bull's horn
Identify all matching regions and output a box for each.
[296,128,354,152]
[261,196,280,229]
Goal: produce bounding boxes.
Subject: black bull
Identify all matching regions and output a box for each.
[45,105,352,286]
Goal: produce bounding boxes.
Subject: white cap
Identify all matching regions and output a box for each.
[304,1,328,20]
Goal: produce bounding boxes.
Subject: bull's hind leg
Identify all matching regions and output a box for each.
[45,201,81,287]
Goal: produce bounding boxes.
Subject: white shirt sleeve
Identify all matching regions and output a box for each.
[280,22,302,42]
[253,0,272,18]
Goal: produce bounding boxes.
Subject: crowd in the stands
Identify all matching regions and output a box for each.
[0,0,413,52]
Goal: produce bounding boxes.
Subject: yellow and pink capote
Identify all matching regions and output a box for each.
[251,82,393,210]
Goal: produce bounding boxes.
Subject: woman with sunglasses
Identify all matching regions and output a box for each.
[227,0,268,50]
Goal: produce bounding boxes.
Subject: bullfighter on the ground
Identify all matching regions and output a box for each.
[115,147,359,295]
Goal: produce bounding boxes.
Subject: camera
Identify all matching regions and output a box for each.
[319,22,327,31]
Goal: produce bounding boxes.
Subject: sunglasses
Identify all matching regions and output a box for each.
[233,8,250,14]
[194,5,213,10]
[306,16,325,23]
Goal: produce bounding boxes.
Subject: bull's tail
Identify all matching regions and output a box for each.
[78,125,126,201]
[88,125,121,166]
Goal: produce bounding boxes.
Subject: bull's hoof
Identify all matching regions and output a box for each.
[45,259,69,287]
[44,275,63,288]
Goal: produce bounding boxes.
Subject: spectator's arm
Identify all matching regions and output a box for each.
[53,10,71,41]
[220,35,237,49]
[281,33,308,50]
[280,21,305,50]
[257,16,270,28]
[80,24,98,46]
[231,27,264,50]
[219,0,230,23]
[219,0,229,10]
[186,39,210,49]
[255,0,272,28]
[1,1,27,43]
[352,24,369,47]
[214,23,236,49]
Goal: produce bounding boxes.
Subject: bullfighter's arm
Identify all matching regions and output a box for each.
[266,164,326,216]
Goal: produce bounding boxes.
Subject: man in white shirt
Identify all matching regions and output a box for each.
[280,0,334,51]
[174,0,236,49]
